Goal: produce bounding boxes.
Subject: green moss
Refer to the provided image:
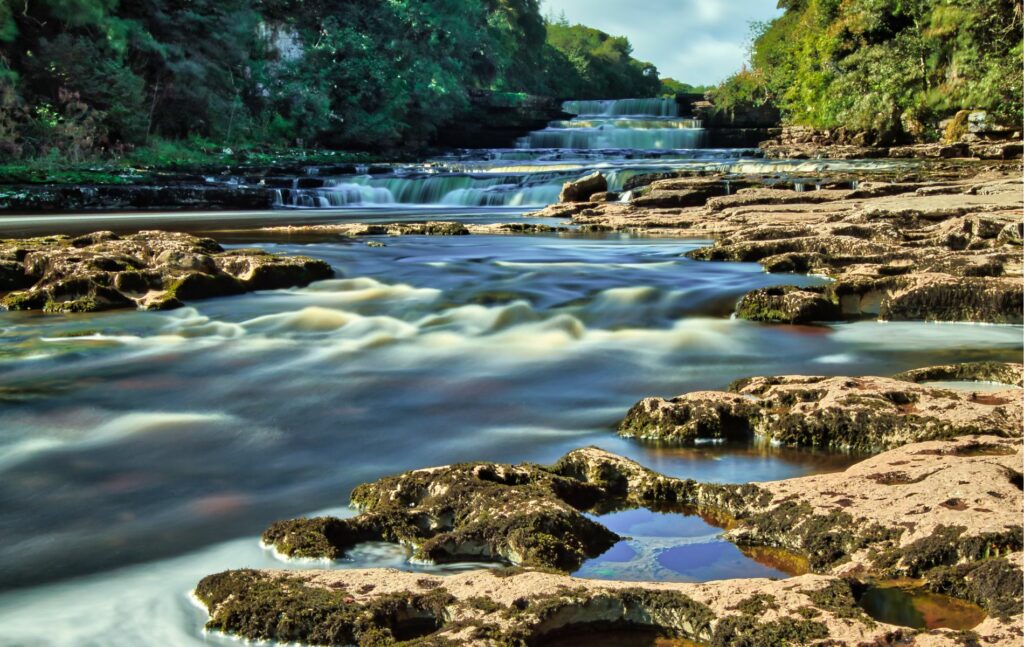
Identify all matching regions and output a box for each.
[743,502,902,571]
[926,557,1023,620]
[731,594,779,616]
[802,580,872,623]
[873,525,1023,576]
[710,615,829,647]
[164,272,244,301]
[466,596,504,613]
[195,569,452,646]
[43,296,100,313]
[261,517,375,560]
[1,290,46,310]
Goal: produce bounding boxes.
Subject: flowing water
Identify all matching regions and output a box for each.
[0,98,1015,645]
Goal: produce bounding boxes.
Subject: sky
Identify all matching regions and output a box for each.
[541,0,783,86]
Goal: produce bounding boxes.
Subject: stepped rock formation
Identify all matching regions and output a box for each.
[531,168,1024,323]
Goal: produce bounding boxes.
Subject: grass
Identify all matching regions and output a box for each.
[0,137,385,185]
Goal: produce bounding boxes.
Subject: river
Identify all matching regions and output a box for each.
[0,99,1019,646]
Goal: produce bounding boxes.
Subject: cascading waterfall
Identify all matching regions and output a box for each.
[278,96,713,208]
[561,98,680,117]
[274,169,670,208]
[517,98,706,150]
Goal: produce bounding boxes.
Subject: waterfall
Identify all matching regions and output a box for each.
[561,98,679,117]
[274,96,718,210]
[518,98,706,150]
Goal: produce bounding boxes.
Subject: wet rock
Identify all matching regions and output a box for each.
[619,367,1022,450]
[735,285,842,324]
[0,230,333,313]
[0,259,33,291]
[619,392,759,442]
[263,458,621,570]
[587,191,620,203]
[559,171,607,203]
[894,362,1024,388]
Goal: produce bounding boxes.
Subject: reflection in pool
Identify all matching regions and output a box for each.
[573,507,797,582]
[857,582,986,630]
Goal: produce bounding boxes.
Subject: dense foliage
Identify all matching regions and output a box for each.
[0,0,662,157]
[713,0,1023,139]
[659,78,712,97]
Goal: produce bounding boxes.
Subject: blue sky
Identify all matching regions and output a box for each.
[541,0,783,86]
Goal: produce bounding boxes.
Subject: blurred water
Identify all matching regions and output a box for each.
[0,233,1019,645]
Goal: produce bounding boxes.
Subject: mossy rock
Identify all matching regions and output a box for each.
[196,569,452,646]
[735,285,841,324]
[165,272,245,300]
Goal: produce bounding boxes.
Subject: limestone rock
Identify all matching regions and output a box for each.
[262,458,622,570]
[0,230,333,313]
[894,362,1024,388]
[619,367,1022,450]
[559,171,607,203]
[735,285,842,323]
[198,436,1023,646]
[545,172,1023,324]
[195,568,892,647]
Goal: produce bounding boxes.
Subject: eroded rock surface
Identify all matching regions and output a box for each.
[530,169,1024,323]
[195,568,893,647]
[208,436,1022,645]
[619,364,1023,450]
[262,458,622,570]
[0,230,333,312]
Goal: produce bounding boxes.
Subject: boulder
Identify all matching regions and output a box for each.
[559,171,607,203]
[735,285,842,324]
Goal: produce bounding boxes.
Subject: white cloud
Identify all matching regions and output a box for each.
[542,0,781,85]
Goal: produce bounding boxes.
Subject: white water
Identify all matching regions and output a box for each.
[517,98,705,150]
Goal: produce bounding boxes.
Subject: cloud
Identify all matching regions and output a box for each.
[542,0,781,85]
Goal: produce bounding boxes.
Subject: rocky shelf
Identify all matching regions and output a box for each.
[619,363,1023,451]
[528,165,1023,324]
[195,363,1023,646]
[0,230,333,313]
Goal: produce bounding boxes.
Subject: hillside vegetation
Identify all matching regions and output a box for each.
[712,0,1022,140]
[0,0,660,160]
